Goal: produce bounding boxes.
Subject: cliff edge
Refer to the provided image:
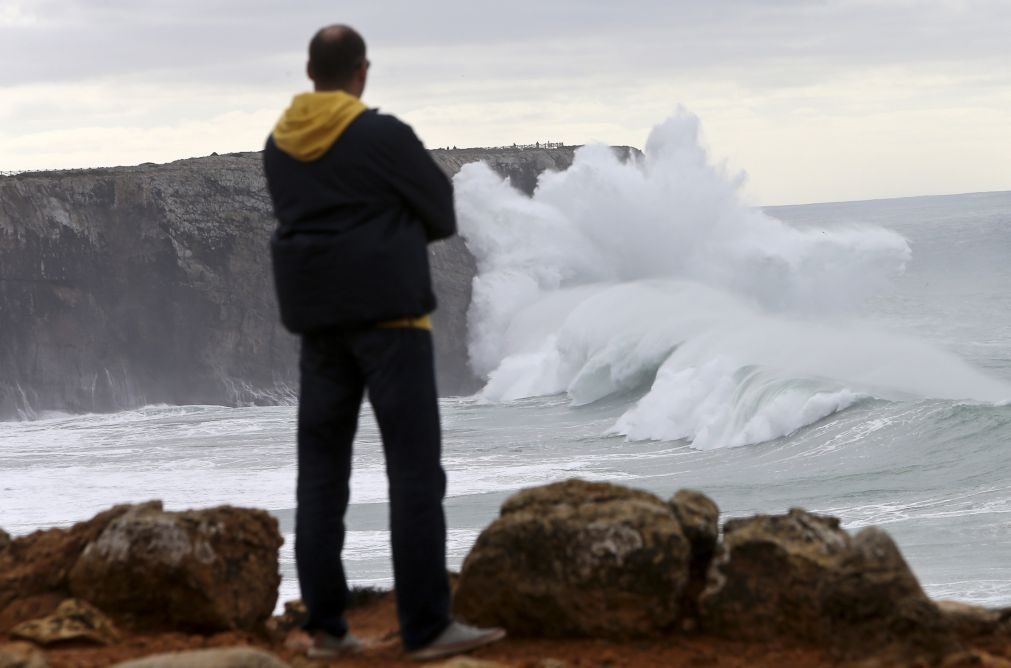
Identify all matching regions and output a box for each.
[0,146,619,418]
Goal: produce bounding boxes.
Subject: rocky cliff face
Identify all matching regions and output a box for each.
[0,147,587,418]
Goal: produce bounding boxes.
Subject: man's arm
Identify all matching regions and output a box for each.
[383,119,457,242]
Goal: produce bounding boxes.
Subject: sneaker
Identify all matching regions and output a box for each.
[408,621,506,661]
[306,630,364,658]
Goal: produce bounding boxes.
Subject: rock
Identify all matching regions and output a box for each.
[698,508,962,663]
[668,489,719,621]
[264,600,307,642]
[0,642,48,668]
[10,598,119,646]
[67,504,282,631]
[937,600,1011,641]
[110,647,290,668]
[453,479,690,638]
[943,650,1011,668]
[0,529,10,552]
[668,489,719,552]
[431,659,511,668]
[0,595,63,635]
[0,502,153,631]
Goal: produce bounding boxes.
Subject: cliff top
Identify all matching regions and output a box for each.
[0,144,640,182]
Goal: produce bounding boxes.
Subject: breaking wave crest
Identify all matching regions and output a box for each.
[455,110,1010,449]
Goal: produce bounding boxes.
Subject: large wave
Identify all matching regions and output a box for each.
[454,110,1010,449]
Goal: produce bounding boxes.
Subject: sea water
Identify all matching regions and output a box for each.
[2,111,1010,609]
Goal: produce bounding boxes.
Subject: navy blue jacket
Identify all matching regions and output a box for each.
[263,110,456,333]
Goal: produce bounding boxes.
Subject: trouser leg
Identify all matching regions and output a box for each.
[356,328,450,650]
[295,333,363,637]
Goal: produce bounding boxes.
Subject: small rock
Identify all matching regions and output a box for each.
[0,642,48,668]
[536,660,567,668]
[454,479,690,638]
[0,594,63,635]
[68,504,282,631]
[942,650,1011,668]
[937,600,1006,640]
[265,600,307,642]
[10,598,119,646]
[111,647,290,668]
[432,659,511,668]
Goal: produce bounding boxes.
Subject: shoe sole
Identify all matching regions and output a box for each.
[408,628,506,661]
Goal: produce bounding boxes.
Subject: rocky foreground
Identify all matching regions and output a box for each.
[2,480,1009,667]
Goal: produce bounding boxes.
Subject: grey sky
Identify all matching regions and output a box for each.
[2,0,1009,203]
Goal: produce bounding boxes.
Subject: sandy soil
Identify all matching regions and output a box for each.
[17,591,1010,667]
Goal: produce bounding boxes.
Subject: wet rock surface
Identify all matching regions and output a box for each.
[698,508,963,663]
[68,504,282,631]
[454,479,692,638]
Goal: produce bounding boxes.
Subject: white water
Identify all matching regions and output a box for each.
[455,111,1011,449]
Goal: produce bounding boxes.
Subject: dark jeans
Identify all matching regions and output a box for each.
[295,327,450,650]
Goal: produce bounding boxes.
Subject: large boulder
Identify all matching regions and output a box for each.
[453,479,691,638]
[68,503,282,631]
[698,508,963,663]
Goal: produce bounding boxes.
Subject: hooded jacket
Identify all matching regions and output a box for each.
[263,91,456,333]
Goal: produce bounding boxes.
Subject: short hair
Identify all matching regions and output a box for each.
[308,25,366,87]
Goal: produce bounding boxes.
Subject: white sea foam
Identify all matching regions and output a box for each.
[455,110,1011,449]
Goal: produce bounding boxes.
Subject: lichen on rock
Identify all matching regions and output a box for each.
[67,503,282,631]
[454,479,691,638]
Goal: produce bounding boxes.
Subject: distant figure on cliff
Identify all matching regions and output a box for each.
[261,24,505,661]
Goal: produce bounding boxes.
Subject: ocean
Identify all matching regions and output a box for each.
[2,112,1010,610]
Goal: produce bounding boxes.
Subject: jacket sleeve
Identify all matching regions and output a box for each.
[384,119,457,242]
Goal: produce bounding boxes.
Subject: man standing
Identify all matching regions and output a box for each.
[262,25,505,661]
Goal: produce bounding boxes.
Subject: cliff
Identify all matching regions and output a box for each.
[0,146,605,418]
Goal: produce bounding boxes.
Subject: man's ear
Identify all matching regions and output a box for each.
[306,60,314,83]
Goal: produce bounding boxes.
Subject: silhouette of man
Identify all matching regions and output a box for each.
[262,24,504,660]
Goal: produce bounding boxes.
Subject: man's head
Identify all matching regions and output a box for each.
[307,25,368,96]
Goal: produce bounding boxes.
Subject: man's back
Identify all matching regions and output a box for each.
[264,103,455,333]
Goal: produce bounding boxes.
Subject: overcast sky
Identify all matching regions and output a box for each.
[1,0,1009,204]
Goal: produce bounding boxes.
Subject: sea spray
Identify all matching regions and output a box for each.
[455,110,1010,448]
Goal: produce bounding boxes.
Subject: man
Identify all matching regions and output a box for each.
[262,24,505,661]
